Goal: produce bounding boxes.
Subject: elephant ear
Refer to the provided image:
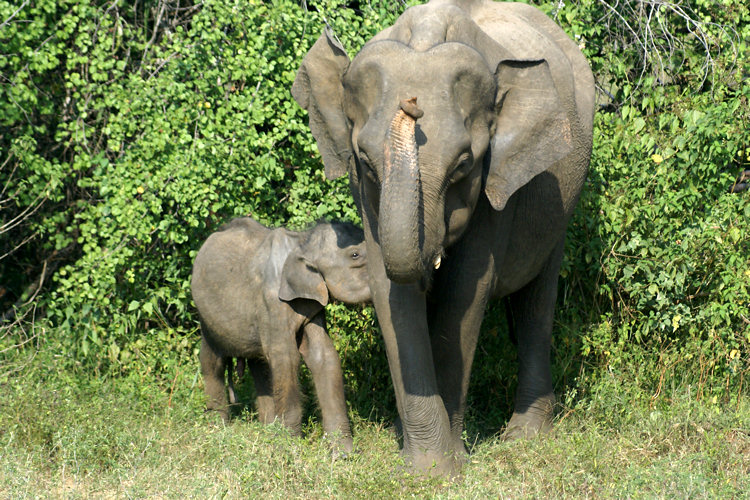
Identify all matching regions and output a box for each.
[292,28,351,180]
[485,59,574,211]
[278,251,329,307]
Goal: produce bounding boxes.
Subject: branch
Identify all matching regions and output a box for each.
[0,0,30,30]
[0,181,51,235]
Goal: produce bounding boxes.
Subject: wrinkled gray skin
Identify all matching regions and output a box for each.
[293,0,594,475]
[191,217,370,454]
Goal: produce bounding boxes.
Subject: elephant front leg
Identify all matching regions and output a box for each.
[367,252,457,476]
[299,313,353,456]
[503,242,564,440]
[267,342,303,436]
[429,252,494,458]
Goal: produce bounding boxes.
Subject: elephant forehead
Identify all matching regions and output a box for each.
[346,41,493,103]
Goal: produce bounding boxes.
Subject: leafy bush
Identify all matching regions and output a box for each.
[555,0,750,400]
[2,1,384,368]
[470,0,749,421]
[1,0,748,425]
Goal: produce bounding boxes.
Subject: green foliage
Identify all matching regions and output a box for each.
[326,303,395,419]
[465,0,750,426]
[1,0,748,433]
[555,0,750,400]
[1,1,402,386]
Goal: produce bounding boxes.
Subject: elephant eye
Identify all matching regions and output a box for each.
[450,152,474,181]
[351,252,360,260]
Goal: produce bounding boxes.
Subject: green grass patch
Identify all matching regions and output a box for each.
[2,354,747,499]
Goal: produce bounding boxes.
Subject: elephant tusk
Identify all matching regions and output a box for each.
[433,255,441,270]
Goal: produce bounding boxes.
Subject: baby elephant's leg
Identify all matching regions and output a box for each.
[247,359,275,424]
[267,341,303,435]
[299,314,353,454]
[200,336,230,422]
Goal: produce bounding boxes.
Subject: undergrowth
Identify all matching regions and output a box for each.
[1,353,747,499]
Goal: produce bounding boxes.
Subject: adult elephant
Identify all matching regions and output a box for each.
[293,0,594,476]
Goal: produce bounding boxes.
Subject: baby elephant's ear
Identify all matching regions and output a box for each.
[278,252,329,307]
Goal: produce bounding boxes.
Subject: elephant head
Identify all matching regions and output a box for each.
[293,2,578,285]
[279,222,371,305]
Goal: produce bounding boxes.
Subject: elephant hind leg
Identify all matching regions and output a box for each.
[200,336,230,423]
[248,358,275,424]
[503,242,564,440]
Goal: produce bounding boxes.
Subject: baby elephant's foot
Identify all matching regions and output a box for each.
[204,407,230,426]
[325,431,354,460]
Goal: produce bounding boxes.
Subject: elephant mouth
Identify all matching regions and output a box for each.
[411,250,444,292]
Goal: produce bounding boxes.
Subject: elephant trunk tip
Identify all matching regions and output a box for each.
[380,236,426,285]
[383,260,425,285]
[399,97,423,119]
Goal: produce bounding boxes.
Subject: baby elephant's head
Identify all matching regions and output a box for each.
[279,221,371,306]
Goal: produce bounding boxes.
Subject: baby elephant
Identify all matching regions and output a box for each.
[191,217,370,453]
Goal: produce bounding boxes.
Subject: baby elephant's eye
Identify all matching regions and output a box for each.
[351,252,360,260]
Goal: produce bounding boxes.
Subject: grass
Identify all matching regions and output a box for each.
[1,357,748,499]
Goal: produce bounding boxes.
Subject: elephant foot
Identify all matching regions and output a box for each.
[402,449,464,479]
[204,407,230,425]
[451,438,469,464]
[324,431,354,460]
[502,393,555,441]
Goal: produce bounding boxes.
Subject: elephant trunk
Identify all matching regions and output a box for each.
[379,98,425,284]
